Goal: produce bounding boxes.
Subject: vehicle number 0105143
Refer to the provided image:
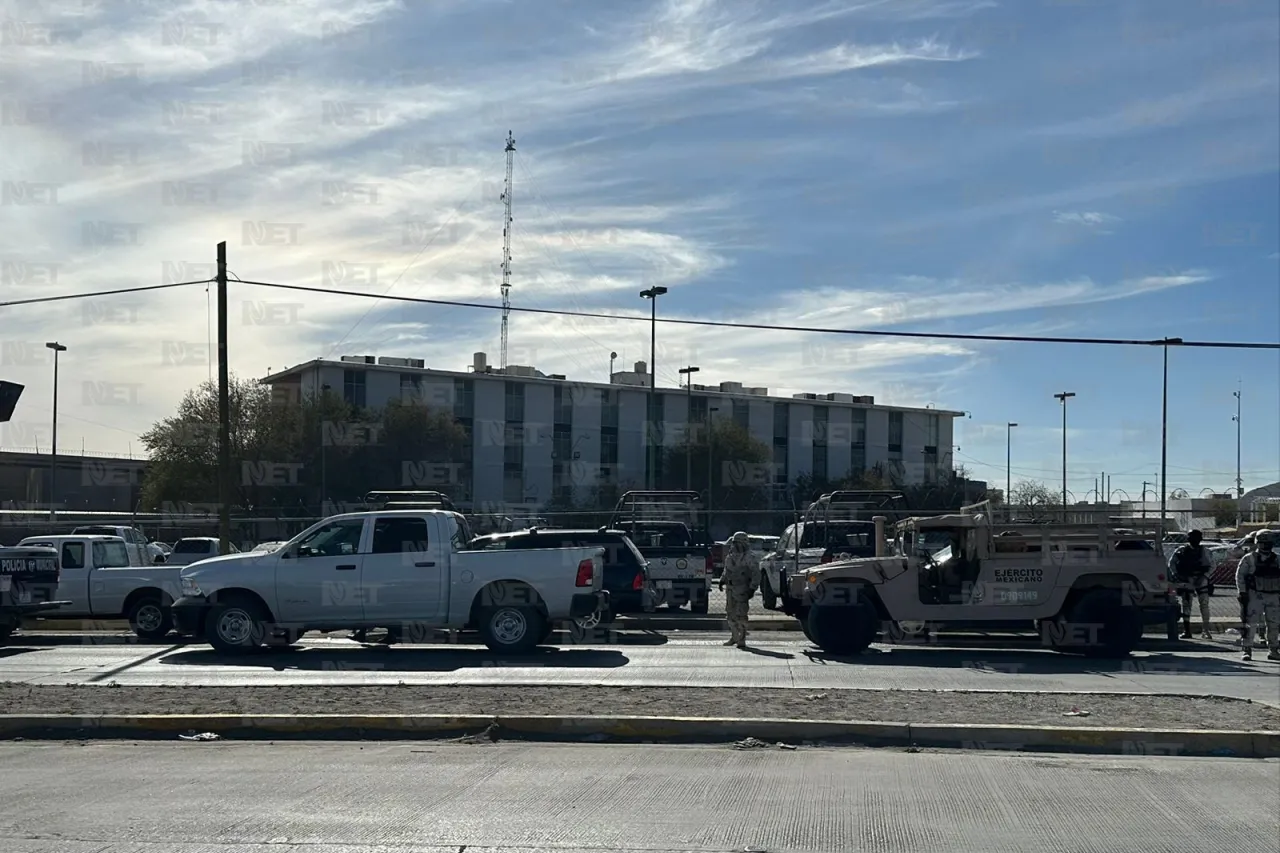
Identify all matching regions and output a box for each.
[996,589,1038,603]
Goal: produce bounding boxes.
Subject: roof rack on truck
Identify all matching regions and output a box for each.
[363,490,458,512]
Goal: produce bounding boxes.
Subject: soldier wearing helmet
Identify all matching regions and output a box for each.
[719,531,760,649]
[1168,528,1213,639]
[1236,528,1280,662]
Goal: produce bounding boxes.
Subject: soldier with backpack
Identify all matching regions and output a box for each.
[1168,529,1213,640]
[1237,529,1280,662]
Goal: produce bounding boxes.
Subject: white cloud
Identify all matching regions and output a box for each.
[1052,210,1120,227]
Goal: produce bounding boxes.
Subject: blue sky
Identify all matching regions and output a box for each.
[0,0,1277,500]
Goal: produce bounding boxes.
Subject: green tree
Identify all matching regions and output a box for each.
[1209,498,1238,528]
[659,419,772,511]
[139,378,466,513]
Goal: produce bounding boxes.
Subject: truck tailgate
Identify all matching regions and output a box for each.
[642,550,706,580]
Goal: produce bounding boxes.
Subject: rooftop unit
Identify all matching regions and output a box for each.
[341,355,375,365]
[719,381,743,393]
[377,356,425,369]
[744,386,768,396]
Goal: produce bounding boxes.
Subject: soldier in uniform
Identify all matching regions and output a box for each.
[1237,528,1280,662]
[719,531,760,649]
[1168,529,1213,639]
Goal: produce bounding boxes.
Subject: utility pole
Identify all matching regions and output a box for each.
[216,242,231,553]
[1142,481,1150,522]
[1159,338,1183,540]
[45,342,67,523]
[1005,422,1017,510]
[639,286,667,489]
[1054,392,1075,516]
[679,366,700,491]
[1233,384,1242,524]
[499,130,515,370]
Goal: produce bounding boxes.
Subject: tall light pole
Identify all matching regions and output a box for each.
[679,365,700,491]
[609,351,617,381]
[1233,384,1242,524]
[1005,422,1017,508]
[1053,392,1075,515]
[707,405,719,539]
[45,342,67,522]
[639,286,667,490]
[1159,337,1183,539]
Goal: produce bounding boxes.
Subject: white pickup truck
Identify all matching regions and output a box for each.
[16,534,184,638]
[172,509,608,654]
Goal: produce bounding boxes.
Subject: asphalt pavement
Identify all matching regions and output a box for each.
[0,741,1275,852]
[3,633,1276,703]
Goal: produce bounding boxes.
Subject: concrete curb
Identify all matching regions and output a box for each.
[0,714,1275,758]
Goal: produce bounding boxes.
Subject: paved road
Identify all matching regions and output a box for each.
[3,633,1276,703]
[0,741,1275,852]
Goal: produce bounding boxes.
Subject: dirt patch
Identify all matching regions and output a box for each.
[1,684,1276,731]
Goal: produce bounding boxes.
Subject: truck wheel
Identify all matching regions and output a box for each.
[807,597,877,655]
[1054,589,1143,658]
[206,598,269,655]
[0,618,15,645]
[479,605,545,654]
[796,608,816,644]
[127,596,173,640]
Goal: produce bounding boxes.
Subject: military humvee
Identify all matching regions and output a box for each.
[798,501,1177,658]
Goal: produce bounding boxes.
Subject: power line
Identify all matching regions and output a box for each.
[4,276,1279,351]
[0,279,212,309]
[233,279,1280,350]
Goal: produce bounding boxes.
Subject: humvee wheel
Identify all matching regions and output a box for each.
[806,597,878,655]
[1054,588,1143,658]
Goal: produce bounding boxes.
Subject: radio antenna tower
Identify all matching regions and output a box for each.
[499,130,515,370]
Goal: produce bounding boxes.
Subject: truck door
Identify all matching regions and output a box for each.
[274,517,367,624]
[361,515,443,624]
[56,540,91,614]
[973,538,1061,609]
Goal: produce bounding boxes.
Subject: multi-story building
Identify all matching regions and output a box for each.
[263,351,965,509]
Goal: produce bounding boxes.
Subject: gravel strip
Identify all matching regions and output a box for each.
[2,684,1276,731]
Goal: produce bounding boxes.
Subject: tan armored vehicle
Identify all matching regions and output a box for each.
[798,501,1178,658]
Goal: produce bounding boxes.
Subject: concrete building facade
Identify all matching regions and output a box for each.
[263,352,965,510]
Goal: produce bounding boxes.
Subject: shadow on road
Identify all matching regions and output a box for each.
[796,644,1261,677]
[7,633,198,647]
[158,646,630,672]
[0,647,41,660]
[740,646,795,660]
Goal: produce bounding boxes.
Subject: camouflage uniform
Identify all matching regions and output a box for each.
[720,531,760,648]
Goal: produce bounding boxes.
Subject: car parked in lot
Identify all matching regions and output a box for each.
[164,537,241,567]
[469,528,654,626]
[172,509,608,654]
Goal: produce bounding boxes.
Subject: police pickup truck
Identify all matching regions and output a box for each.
[0,545,70,643]
[607,491,712,613]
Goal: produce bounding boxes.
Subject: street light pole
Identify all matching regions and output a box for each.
[678,366,700,491]
[45,342,67,522]
[639,286,668,490]
[1006,422,1017,508]
[1233,384,1242,524]
[708,405,718,539]
[1159,337,1183,540]
[1053,392,1075,516]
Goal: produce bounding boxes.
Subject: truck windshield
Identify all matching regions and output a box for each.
[92,541,131,567]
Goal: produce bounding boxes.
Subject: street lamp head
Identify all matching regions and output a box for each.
[1054,392,1075,402]
[639,286,668,299]
[45,342,67,352]
[678,366,700,375]
[1163,337,1184,345]
[1008,422,1018,428]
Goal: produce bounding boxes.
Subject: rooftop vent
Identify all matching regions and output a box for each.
[341,355,375,365]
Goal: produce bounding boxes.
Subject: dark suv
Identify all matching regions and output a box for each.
[469,529,652,622]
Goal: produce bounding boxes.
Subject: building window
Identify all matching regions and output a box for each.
[811,405,828,479]
[773,402,789,440]
[503,470,523,503]
[850,409,867,477]
[773,402,789,486]
[688,395,708,426]
[601,389,618,429]
[553,386,572,427]
[813,445,828,480]
[888,411,903,456]
[342,369,366,408]
[453,379,474,419]
[400,373,421,401]
[732,399,749,430]
[552,424,573,490]
[600,428,618,482]
[504,424,524,469]
[504,381,524,423]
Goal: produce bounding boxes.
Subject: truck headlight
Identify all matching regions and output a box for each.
[180,576,203,597]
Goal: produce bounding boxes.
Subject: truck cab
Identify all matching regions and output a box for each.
[607,491,711,613]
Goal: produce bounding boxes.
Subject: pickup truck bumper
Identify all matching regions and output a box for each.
[570,590,610,620]
[171,595,210,636]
